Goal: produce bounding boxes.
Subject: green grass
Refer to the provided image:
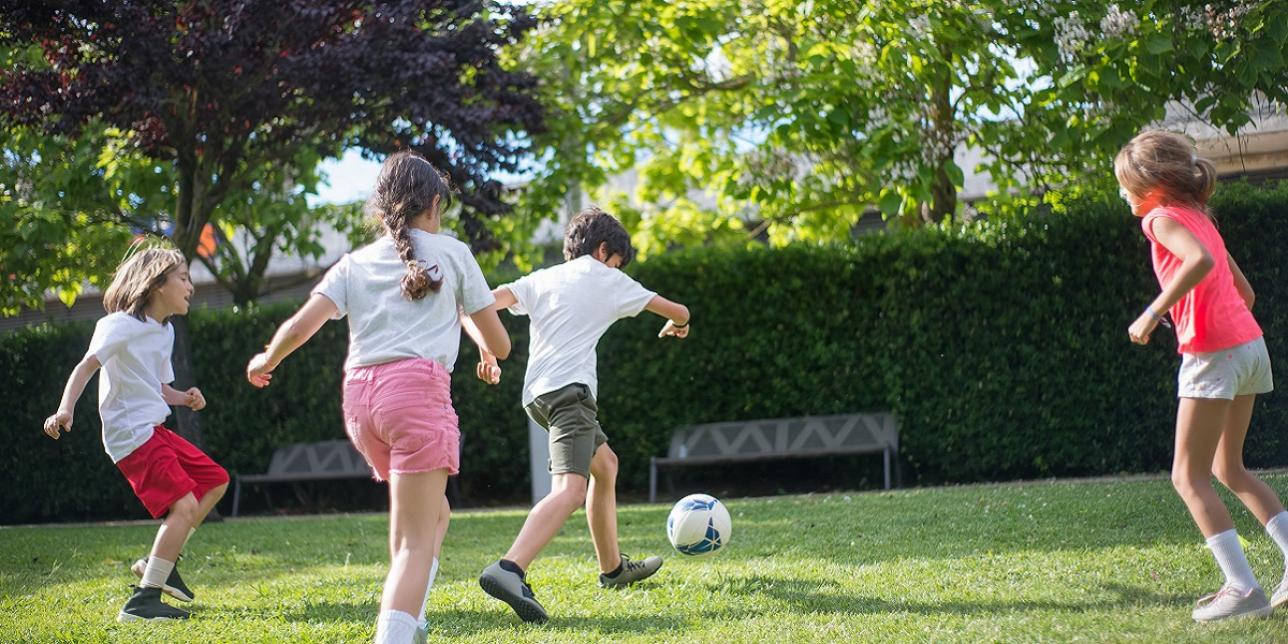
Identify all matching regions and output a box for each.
[3,475,1288,642]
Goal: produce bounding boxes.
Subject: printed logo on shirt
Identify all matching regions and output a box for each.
[416,259,444,283]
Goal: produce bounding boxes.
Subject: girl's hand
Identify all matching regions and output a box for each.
[185,387,206,411]
[1128,312,1159,345]
[246,353,277,388]
[476,350,501,385]
[43,410,72,440]
[658,320,690,339]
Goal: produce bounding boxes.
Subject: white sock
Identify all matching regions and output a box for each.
[417,557,440,624]
[374,609,419,644]
[141,556,175,589]
[1207,529,1260,591]
[1267,511,1288,570]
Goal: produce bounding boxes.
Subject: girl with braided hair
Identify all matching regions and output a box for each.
[246,150,510,642]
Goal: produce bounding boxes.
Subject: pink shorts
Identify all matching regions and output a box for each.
[342,358,460,481]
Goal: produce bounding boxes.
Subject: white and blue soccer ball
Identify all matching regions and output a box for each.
[666,493,732,557]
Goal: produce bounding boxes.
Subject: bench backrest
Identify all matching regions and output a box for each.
[667,413,897,460]
[265,440,372,477]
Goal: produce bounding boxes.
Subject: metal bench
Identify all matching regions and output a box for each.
[648,412,899,502]
[230,439,462,516]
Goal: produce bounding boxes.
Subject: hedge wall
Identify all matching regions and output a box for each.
[4,181,1287,523]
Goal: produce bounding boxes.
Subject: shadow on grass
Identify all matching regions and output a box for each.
[223,601,691,637]
[432,608,691,637]
[718,576,1193,618]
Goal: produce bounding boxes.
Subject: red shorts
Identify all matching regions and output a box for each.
[116,426,229,519]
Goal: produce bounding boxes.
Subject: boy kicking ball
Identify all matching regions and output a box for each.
[476,207,691,623]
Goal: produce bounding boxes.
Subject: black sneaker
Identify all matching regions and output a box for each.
[598,554,663,588]
[478,561,548,624]
[117,585,191,622]
[130,556,194,602]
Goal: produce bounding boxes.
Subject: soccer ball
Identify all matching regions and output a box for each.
[666,493,732,556]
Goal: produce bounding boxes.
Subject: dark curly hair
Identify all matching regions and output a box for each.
[563,206,635,267]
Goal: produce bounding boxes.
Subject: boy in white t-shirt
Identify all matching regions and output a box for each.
[44,243,228,623]
[477,207,690,624]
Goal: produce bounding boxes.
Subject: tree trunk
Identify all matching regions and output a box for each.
[927,54,956,223]
[168,315,207,448]
[169,159,208,450]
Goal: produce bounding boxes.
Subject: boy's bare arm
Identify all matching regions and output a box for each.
[161,383,206,411]
[44,354,101,439]
[646,295,690,338]
[492,286,518,309]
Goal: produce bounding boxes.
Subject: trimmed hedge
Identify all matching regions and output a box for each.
[5,182,1288,523]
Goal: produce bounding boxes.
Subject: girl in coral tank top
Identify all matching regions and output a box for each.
[1117,130,1287,622]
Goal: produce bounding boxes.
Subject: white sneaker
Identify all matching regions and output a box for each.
[1191,585,1272,622]
[1272,575,1288,610]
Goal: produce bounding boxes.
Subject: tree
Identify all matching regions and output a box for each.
[511,0,1288,255]
[1,0,544,445]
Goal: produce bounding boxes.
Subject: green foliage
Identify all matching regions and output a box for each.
[5,181,1288,522]
[511,0,1288,252]
[5,478,1288,640]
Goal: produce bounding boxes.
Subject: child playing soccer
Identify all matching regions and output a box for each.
[43,242,228,622]
[476,206,690,623]
[1117,130,1288,621]
[246,151,510,643]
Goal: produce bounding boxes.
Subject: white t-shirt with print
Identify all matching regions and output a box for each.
[87,312,175,463]
[313,229,496,371]
[506,255,656,406]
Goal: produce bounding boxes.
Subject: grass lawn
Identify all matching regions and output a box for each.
[3,474,1288,642]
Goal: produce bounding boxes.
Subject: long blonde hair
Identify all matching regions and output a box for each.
[102,239,186,321]
[1113,130,1218,211]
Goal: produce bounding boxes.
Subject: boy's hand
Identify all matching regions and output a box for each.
[43,410,72,440]
[658,320,690,339]
[246,352,277,388]
[185,387,206,411]
[476,350,501,385]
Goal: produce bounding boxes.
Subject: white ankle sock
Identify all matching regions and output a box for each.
[1267,511,1288,569]
[417,557,439,624]
[1207,529,1260,591]
[375,609,419,644]
[141,556,175,589]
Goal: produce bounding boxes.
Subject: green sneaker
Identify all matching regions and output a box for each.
[117,585,191,622]
[598,554,663,588]
[478,561,548,624]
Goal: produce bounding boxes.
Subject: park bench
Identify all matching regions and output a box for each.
[230,439,461,516]
[648,412,899,502]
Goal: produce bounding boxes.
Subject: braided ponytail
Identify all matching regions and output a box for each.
[367,151,453,301]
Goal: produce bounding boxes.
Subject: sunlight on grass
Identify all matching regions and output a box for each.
[3,475,1287,642]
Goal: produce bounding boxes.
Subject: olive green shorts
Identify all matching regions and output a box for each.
[524,383,608,479]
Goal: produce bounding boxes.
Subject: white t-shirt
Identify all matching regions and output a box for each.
[506,255,656,405]
[86,312,175,463]
[313,229,495,371]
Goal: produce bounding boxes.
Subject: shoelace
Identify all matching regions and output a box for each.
[621,555,647,572]
[1195,585,1240,608]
